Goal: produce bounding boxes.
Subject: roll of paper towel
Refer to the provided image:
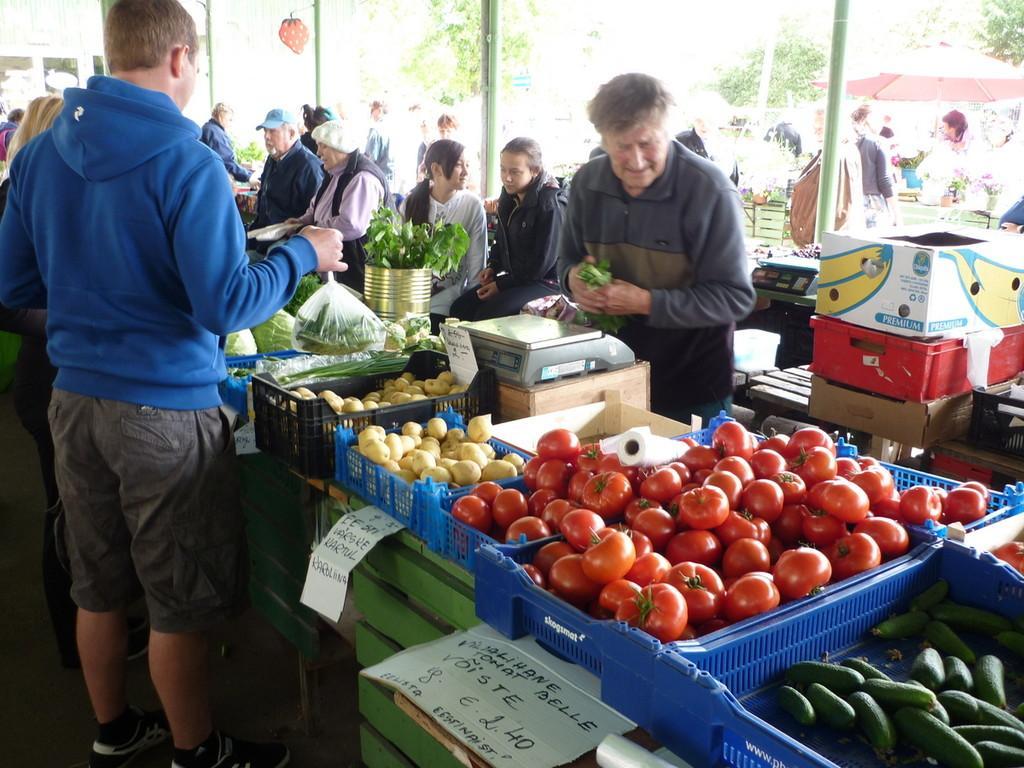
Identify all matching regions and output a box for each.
[611,428,688,467]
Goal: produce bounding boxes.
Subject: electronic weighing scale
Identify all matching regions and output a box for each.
[751,253,820,296]
[461,315,636,386]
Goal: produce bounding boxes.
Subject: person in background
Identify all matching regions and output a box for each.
[879,114,895,140]
[437,112,459,140]
[199,102,254,183]
[0,1,346,766]
[765,116,802,157]
[941,109,972,154]
[851,104,898,228]
[558,73,755,424]
[398,139,485,319]
[450,137,565,321]
[288,119,388,291]
[365,99,395,185]
[248,107,323,250]
[299,103,337,154]
[0,106,24,161]
[675,94,739,186]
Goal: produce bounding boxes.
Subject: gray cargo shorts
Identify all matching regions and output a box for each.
[48,389,248,633]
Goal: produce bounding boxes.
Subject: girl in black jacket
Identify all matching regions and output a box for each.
[449,138,566,320]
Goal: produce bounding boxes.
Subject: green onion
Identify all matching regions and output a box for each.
[276,352,410,385]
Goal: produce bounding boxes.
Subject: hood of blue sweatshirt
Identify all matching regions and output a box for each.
[0,75,317,410]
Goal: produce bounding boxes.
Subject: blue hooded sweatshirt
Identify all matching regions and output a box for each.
[0,76,317,409]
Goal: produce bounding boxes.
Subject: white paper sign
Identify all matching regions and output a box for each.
[440,324,479,386]
[299,506,405,620]
[233,422,259,455]
[362,625,633,768]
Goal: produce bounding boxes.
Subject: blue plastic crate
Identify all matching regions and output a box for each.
[220,349,306,423]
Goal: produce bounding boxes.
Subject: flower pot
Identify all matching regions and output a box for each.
[363,265,432,321]
[901,168,922,189]
[751,194,768,205]
[940,195,955,208]
[987,193,1000,211]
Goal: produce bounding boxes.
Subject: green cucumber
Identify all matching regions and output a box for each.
[929,602,1012,636]
[785,661,864,694]
[778,685,816,726]
[976,699,1024,733]
[872,610,930,639]
[925,620,977,664]
[995,631,1024,658]
[805,683,856,730]
[975,655,1007,708]
[861,679,937,711]
[955,726,1024,749]
[841,657,892,681]
[912,648,946,690]
[974,741,1024,768]
[944,656,975,693]
[849,691,897,751]
[911,580,950,612]
[933,699,952,726]
[893,707,983,768]
[938,691,981,724]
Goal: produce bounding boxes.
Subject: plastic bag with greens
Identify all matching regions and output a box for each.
[252,309,295,353]
[225,328,257,357]
[291,273,386,355]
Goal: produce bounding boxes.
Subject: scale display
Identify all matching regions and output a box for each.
[751,254,820,296]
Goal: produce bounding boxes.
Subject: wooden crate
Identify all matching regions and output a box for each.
[497,361,650,421]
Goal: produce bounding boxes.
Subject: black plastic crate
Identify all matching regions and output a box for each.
[252,350,497,478]
[969,380,1024,458]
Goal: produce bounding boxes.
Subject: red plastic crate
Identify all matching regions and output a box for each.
[809,315,1024,402]
[929,452,995,485]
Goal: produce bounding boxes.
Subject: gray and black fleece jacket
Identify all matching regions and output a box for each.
[556,141,756,412]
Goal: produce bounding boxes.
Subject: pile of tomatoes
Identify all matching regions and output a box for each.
[451,422,996,644]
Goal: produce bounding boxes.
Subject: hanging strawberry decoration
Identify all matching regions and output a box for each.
[278,15,310,55]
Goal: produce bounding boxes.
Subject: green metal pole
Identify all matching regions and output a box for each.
[205,0,215,108]
[816,0,851,241]
[314,0,323,106]
[484,0,501,197]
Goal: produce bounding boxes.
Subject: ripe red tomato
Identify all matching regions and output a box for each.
[624,497,661,527]
[598,579,641,613]
[961,481,990,502]
[548,554,602,606]
[560,508,605,551]
[696,618,731,636]
[536,459,572,495]
[450,494,492,533]
[714,510,771,547]
[540,498,576,531]
[788,446,838,486]
[992,542,1024,573]
[817,478,870,524]
[852,467,897,506]
[829,532,882,580]
[632,507,677,551]
[703,471,743,509]
[576,443,603,473]
[722,538,772,578]
[528,488,559,517]
[772,548,832,600]
[472,481,503,505]
[666,461,692,485]
[537,429,582,461]
[624,528,654,558]
[567,469,594,503]
[712,421,754,460]
[759,434,790,454]
[521,563,546,589]
[835,456,861,480]
[723,573,780,622]
[681,445,719,473]
[872,496,903,520]
[532,540,575,576]
[492,488,529,529]
[583,472,635,519]
[783,427,835,458]
[943,487,987,526]
[857,456,880,470]
[640,467,684,502]
[750,449,787,480]
[523,456,545,491]
[767,536,785,564]
[853,517,910,558]
[801,509,847,547]
[506,516,551,543]
[773,504,809,546]
[615,583,689,642]
[675,486,731,530]
[741,479,785,523]
[899,486,943,525]
[582,530,637,583]
[664,530,723,566]
[624,552,671,586]
[662,562,725,624]
[772,472,807,505]
[715,456,756,487]
[598,454,640,488]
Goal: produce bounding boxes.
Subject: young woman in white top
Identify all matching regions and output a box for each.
[399,139,486,317]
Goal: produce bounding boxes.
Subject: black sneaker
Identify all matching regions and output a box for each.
[90,706,169,768]
[172,732,289,768]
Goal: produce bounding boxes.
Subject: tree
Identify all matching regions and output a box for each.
[979,0,1024,65]
[712,26,828,107]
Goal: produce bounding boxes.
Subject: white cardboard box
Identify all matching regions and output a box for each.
[816,226,1024,339]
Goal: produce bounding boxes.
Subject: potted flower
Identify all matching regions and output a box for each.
[972,173,1003,211]
[946,167,970,206]
[363,207,469,320]
[897,151,927,189]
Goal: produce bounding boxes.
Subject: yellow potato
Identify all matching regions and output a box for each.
[385,433,405,462]
[319,390,344,414]
[392,378,409,391]
[363,391,381,402]
[501,453,525,470]
[439,458,457,470]
[401,372,416,382]
[445,428,466,443]
[481,460,517,481]
[410,394,428,401]
[419,439,441,459]
[420,466,452,485]
[390,392,412,404]
[396,469,418,485]
[401,422,423,438]
[378,401,392,407]
[426,417,448,440]
[406,386,425,396]
[398,455,415,471]
[293,386,317,400]
[362,400,379,410]
[411,435,422,447]
[358,426,386,450]
[384,460,402,473]
[467,415,492,443]
[458,442,488,468]
[362,439,389,465]
[399,435,416,454]
[437,371,455,384]
[479,443,496,459]
[342,399,364,413]
[450,460,482,486]
[409,450,436,475]
[449,384,468,394]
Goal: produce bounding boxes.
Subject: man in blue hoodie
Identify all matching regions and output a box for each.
[0,1,344,767]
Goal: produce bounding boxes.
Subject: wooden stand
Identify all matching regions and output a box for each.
[496,362,650,421]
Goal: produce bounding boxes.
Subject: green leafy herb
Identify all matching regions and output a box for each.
[577,259,629,333]
[364,207,470,274]
[284,274,323,316]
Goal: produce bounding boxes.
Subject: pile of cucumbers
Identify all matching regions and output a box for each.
[776,579,1024,768]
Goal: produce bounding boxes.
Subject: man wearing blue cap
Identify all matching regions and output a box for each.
[248,107,323,248]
